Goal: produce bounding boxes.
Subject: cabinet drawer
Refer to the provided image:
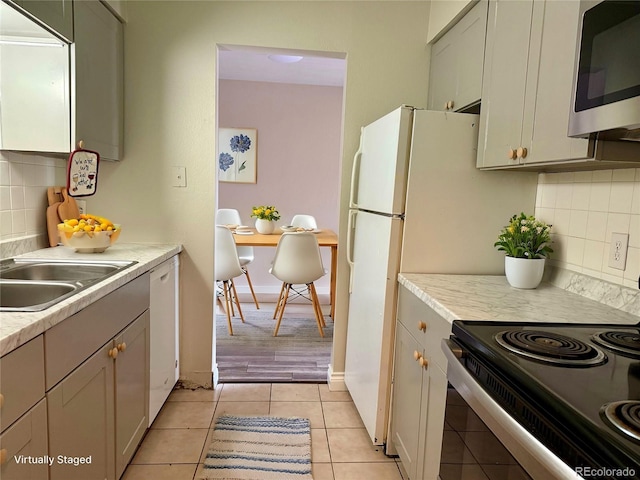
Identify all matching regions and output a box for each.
[45,273,150,390]
[0,336,45,432]
[397,286,452,370]
[0,398,48,480]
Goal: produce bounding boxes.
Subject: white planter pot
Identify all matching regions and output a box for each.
[255,218,275,234]
[504,256,545,289]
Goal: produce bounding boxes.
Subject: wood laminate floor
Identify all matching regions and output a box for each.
[215,302,333,383]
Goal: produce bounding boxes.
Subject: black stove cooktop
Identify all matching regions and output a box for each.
[451,321,640,477]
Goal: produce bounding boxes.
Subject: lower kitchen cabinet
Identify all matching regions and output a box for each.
[45,274,150,480]
[0,399,48,480]
[391,322,425,480]
[391,285,451,480]
[114,312,149,479]
[0,335,48,480]
[47,341,115,480]
[48,311,149,480]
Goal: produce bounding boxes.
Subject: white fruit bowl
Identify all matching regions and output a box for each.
[58,225,122,253]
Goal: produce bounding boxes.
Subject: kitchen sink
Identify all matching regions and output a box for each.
[0,281,78,310]
[0,259,137,312]
[1,262,121,282]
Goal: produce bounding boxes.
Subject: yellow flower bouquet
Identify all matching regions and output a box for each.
[251,205,281,222]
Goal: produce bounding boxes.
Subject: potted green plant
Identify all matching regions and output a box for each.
[494,212,553,289]
[251,205,281,234]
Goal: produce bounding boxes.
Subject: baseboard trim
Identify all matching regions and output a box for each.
[327,365,347,391]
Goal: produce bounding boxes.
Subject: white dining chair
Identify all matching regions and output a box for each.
[216,208,259,309]
[215,225,246,335]
[290,214,318,230]
[269,232,326,337]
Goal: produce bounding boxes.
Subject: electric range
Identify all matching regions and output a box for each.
[448,321,640,479]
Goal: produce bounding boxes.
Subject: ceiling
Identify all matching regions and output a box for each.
[218,45,347,87]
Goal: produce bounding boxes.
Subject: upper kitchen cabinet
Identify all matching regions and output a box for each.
[73,0,124,161]
[0,1,71,152]
[477,0,640,170]
[427,0,487,113]
[0,0,124,160]
[8,0,73,41]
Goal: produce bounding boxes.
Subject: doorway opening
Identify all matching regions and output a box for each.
[214,44,346,383]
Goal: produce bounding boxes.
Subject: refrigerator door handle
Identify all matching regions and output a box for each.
[346,209,357,293]
[349,127,364,209]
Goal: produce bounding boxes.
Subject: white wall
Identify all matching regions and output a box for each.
[535,169,640,289]
[83,1,432,387]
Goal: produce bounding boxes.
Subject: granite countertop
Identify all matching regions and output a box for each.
[1,243,182,357]
[398,273,640,326]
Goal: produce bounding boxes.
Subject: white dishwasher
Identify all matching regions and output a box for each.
[149,255,179,426]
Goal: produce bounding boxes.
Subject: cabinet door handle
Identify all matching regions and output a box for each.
[0,393,4,409]
[448,100,455,110]
[0,449,7,465]
[417,321,427,332]
[108,347,119,359]
[117,342,127,352]
[419,357,429,369]
[413,350,423,361]
[517,146,528,159]
[507,148,517,160]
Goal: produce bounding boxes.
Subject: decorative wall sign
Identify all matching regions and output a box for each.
[218,128,257,183]
[67,147,100,197]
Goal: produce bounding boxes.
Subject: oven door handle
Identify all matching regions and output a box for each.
[441,338,584,480]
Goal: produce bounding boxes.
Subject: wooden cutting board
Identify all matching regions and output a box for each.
[57,188,79,222]
[47,202,62,247]
[47,186,63,206]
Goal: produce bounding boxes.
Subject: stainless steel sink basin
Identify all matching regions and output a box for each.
[0,281,78,311]
[1,262,120,282]
[0,259,137,312]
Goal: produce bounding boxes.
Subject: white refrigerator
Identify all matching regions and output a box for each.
[344,105,537,449]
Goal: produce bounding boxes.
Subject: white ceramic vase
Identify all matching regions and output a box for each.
[255,218,275,234]
[504,256,545,289]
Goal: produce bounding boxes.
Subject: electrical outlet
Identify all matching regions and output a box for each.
[608,232,629,270]
[75,199,86,215]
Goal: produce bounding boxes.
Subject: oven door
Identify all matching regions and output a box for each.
[441,339,583,480]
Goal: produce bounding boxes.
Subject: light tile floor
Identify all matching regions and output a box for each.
[122,383,406,480]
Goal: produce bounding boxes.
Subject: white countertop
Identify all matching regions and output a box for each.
[398,273,640,326]
[1,243,182,357]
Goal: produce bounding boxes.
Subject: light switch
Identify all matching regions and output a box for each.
[172,166,186,187]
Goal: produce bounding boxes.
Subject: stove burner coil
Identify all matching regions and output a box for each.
[601,401,640,443]
[592,331,640,358]
[495,330,607,366]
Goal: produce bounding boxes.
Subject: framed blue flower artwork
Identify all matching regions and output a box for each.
[218,128,257,183]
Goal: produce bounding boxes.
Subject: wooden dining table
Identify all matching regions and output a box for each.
[233,228,339,318]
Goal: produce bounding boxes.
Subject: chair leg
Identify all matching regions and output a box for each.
[273,282,286,320]
[230,279,245,323]
[273,283,291,337]
[309,283,326,327]
[222,281,234,336]
[309,283,325,338]
[243,267,260,309]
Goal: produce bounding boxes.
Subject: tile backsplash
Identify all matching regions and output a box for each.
[0,151,66,240]
[535,168,640,289]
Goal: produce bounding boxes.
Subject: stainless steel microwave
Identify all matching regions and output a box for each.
[568,0,640,141]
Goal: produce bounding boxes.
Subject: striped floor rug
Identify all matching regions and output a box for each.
[200,415,312,480]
